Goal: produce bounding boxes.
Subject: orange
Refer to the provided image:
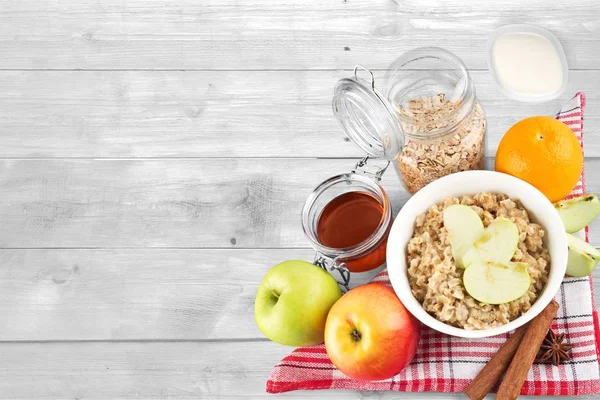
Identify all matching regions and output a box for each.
[495,116,583,202]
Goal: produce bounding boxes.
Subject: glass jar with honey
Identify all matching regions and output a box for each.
[301,159,393,289]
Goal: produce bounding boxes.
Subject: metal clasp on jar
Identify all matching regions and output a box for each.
[313,255,351,292]
[352,156,390,182]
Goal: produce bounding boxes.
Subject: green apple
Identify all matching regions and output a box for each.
[566,233,600,277]
[461,217,519,268]
[254,260,342,346]
[443,204,484,268]
[555,193,600,233]
[463,261,531,304]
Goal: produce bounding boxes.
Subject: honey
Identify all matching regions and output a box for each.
[317,192,383,249]
[316,191,388,273]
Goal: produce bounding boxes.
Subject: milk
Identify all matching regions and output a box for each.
[492,32,563,97]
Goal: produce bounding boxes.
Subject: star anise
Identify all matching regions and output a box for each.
[538,329,573,366]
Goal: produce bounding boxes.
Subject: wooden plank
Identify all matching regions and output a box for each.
[0,158,367,248]
[0,0,599,70]
[0,341,598,399]
[0,70,598,158]
[0,248,380,341]
[0,248,597,341]
[0,158,598,248]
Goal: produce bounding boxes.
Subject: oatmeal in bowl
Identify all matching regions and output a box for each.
[386,171,568,338]
[407,192,550,330]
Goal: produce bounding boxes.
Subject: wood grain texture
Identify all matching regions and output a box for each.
[0,248,597,342]
[1,0,600,398]
[0,0,598,70]
[0,341,598,400]
[0,158,598,248]
[0,248,380,341]
[0,70,599,158]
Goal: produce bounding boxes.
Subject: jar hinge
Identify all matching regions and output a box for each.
[354,65,375,90]
[313,255,350,292]
[352,156,390,182]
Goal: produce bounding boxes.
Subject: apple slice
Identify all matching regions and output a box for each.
[460,217,520,268]
[443,205,484,268]
[566,233,600,277]
[555,193,600,233]
[463,261,531,304]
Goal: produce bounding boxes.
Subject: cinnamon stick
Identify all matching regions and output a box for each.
[496,300,559,400]
[465,323,529,400]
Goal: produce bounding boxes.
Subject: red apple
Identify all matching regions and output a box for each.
[324,283,420,381]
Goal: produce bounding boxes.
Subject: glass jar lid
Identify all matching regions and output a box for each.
[332,66,404,160]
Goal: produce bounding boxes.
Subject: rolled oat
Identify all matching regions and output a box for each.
[396,94,486,193]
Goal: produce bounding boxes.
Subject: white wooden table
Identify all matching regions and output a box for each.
[0,0,599,398]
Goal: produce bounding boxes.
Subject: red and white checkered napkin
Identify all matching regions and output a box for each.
[267,92,600,396]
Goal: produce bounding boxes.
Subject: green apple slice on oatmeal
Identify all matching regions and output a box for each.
[463,261,531,304]
[461,217,519,268]
[443,204,485,269]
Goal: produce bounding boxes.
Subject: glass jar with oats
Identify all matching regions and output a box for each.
[386,47,486,193]
[332,48,486,194]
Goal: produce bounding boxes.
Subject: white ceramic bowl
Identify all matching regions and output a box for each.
[387,170,568,338]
